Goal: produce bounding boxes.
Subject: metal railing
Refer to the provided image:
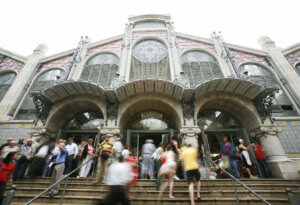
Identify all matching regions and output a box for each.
[3,185,17,205]
[203,154,271,205]
[25,155,96,205]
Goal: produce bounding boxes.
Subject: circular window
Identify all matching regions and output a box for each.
[132,40,167,63]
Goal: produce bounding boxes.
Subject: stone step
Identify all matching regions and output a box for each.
[13,181,300,191]
[10,194,289,205]
[9,187,295,199]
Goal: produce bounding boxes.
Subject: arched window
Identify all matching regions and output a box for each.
[181,51,223,87]
[0,71,17,103]
[295,63,300,76]
[130,39,170,81]
[240,64,298,117]
[134,21,166,29]
[80,53,119,87]
[15,69,65,120]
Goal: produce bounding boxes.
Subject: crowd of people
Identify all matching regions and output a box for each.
[0,135,273,204]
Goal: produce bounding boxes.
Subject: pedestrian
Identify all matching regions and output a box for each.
[220,136,240,178]
[0,152,17,204]
[238,139,256,179]
[48,143,68,197]
[103,156,132,205]
[30,141,51,178]
[180,143,188,179]
[43,139,63,177]
[93,136,113,184]
[254,144,273,178]
[141,139,156,179]
[0,141,18,160]
[13,139,34,181]
[112,137,123,162]
[153,143,164,189]
[65,138,79,175]
[180,144,201,205]
[125,153,139,199]
[158,144,176,200]
[122,146,130,160]
[0,138,13,154]
[79,138,94,178]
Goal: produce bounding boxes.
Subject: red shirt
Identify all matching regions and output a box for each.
[255,145,265,159]
[0,162,15,181]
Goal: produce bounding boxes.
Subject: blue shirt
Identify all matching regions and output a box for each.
[220,142,235,155]
[55,149,68,164]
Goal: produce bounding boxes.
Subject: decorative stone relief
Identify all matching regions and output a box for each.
[250,126,281,140]
[27,126,55,142]
[180,126,201,148]
[132,31,168,42]
[100,126,120,138]
[0,56,24,73]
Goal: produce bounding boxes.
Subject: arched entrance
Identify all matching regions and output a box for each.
[118,95,182,153]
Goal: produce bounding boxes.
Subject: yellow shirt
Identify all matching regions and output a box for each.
[180,147,199,171]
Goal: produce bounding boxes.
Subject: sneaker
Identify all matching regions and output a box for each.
[173,175,180,180]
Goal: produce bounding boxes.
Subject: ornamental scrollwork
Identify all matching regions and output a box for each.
[30,92,53,125]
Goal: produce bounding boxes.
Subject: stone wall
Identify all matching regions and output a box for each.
[285,49,300,66]
[274,120,300,156]
[0,56,24,73]
[86,40,122,57]
[176,37,216,54]
[0,123,33,144]
[39,55,73,72]
[230,49,269,67]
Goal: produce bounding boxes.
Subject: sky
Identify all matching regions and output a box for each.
[0,0,299,56]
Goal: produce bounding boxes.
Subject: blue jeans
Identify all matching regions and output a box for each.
[43,158,52,177]
[141,154,154,179]
[228,156,240,178]
[257,158,273,178]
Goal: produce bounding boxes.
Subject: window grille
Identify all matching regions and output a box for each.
[15,69,65,120]
[181,51,223,87]
[0,72,16,103]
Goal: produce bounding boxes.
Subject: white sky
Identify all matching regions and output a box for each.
[1,0,299,56]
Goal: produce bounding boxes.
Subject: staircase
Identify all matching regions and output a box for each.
[7,177,300,205]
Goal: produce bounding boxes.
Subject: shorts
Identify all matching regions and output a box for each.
[187,169,201,184]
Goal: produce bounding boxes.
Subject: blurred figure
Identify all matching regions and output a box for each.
[141,139,156,179]
[125,153,139,199]
[238,139,256,179]
[180,143,188,179]
[153,143,164,189]
[254,144,273,178]
[0,152,17,204]
[122,146,130,160]
[48,143,68,197]
[0,138,13,154]
[13,139,34,181]
[104,156,132,205]
[30,141,51,178]
[112,137,123,162]
[79,138,94,178]
[180,144,201,205]
[220,136,240,178]
[43,139,63,177]
[0,141,18,160]
[65,138,79,175]
[158,144,176,200]
[93,136,113,184]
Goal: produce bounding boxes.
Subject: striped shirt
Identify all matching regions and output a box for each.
[99,142,114,153]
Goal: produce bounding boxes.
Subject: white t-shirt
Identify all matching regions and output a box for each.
[122,149,130,159]
[105,162,132,185]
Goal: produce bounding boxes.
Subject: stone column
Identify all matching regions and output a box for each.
[69,37,91,81]
[180,125,201,149]
[0,44,47,120]
[211,32,237,77]
[258,36,300,103]
[251,126,298,178]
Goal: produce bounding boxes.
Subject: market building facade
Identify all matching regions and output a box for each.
[0,14,299,178]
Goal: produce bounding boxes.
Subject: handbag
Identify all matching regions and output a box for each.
[100,150,109,160]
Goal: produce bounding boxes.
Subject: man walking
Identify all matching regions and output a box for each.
[93,136,113,184]
[141,139,156,179]
[65,138,79,175]
[13,139,34,180]
[180,144,201,205]
[49,143,68,197]
[254,144,273,178]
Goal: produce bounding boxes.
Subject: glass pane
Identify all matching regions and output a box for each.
[0,72,16,103]
[134,21,166,29]
[132,40,168,63]
[65,111,104,130]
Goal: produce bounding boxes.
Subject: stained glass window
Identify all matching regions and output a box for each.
[0,72,16,103]
[15,69,65,120]
[81,53,119,88]
[181,51,223,87]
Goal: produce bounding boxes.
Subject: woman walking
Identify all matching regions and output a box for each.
[0,152,17,204]
[158,144,176,200]
[238,139,256,179]
[79,138,94,178]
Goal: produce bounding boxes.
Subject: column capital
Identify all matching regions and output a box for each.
[250,126,281,139]
[258,36,276,50]
[28,126,55,142]
[100,126,120,137]
[180,126,201,138]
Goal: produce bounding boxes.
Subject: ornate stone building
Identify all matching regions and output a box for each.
[0,14,299,178]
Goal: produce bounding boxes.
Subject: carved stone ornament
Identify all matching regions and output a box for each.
[100,126,120,137]
[250,126,281,140]
[30,92,53,126]
[180,126,201,138]
[27,126,55,142]
[106,101,119,120]
[182,96,195,120]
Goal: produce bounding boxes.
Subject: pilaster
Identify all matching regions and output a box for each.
[0,44,47,120]
[258,36,300,104]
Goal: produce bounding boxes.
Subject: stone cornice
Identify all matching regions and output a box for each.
[282,43,300,55]
[0,46,27,63]
[128,14,171,23]
[273,116,300,121]
[39,35,123,63]
[175,32,214,45]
